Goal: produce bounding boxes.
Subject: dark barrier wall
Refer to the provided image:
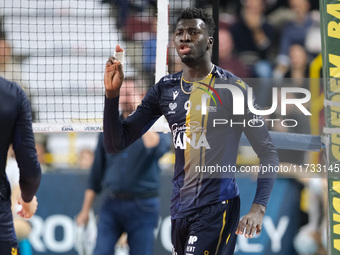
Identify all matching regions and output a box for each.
[29,171,300,255]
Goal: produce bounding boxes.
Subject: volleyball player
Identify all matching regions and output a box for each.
[103,7,278,255]
[0,76,41,254]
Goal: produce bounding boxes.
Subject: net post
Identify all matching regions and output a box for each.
[155,0,169,83]
[151,0,170,133]
[212,0,219,66]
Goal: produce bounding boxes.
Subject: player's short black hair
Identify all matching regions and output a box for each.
[176,7,215,37]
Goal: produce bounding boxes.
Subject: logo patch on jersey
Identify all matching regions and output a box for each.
[169,102,177,111]
[196,81,222,115]
[168,102,177,115]
[173,91,179,100]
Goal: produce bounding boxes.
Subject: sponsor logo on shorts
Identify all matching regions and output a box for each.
[188,235,198,245]
[11,247,17,255]
[171,245,178,255]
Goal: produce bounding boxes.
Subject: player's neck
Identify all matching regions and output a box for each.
[182,62,214,82]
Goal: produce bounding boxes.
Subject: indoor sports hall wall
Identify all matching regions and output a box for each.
[31,171,300,255]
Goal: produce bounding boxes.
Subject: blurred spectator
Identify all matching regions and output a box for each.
[293,177,327,255]
[102,0,133,29]
[0,38,21,83]
[77,148,95,170]
[266,0,295,31]
[230,0,275,78]
[0,19,23,87]
[218,27,250,78]
[304,10,321,59]
[265,0,289,14]
[0,28,35,119]
[273,0,314,79]
[141,15,157,86]
[102,0,156,30]
[280,44,311,93]
[266,0,320,34]
[285,44,309,81]
[76,79,171,255]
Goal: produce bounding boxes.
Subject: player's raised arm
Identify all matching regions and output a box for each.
[104,45,125,98]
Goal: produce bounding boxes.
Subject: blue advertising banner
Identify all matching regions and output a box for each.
[29,171,300,255]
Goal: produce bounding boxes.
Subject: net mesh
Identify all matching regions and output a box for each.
[0,0,195,128]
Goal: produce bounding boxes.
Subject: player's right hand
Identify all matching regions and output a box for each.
[104,45,125,98]
[235,203,265,238]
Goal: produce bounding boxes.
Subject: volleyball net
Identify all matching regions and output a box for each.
[3,0,338,253]
[0,0,326,165]
[0,0,323,148]
[0,0,194,132]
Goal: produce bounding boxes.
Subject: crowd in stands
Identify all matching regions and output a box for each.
[100,0,321,110]
[0,0,321,127]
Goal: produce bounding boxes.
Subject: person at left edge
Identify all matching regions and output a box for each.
[0,76,42,254]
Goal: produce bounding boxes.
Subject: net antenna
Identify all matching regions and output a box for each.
[20,0,170,133]
[148,0,171,133]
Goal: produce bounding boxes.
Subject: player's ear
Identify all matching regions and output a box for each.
[207,37,214,50]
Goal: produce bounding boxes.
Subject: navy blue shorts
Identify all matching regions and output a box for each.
[171,196,240,255]
[0,241,19,255]
[0,198,19,255]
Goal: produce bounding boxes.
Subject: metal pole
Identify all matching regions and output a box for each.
[212,0,219,66]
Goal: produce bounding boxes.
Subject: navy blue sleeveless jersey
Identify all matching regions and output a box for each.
[104,65,278,219]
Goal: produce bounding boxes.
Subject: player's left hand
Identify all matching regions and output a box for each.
[104,45,125,98]
[235,203,266,238]
[17,194,38,219]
